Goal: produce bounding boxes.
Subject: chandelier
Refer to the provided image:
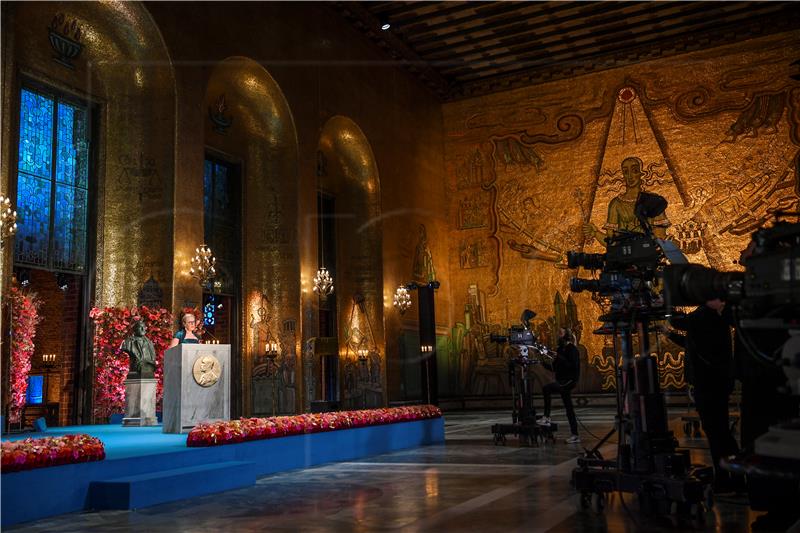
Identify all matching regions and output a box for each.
[0,195,18,249]
[313,267,334,298]
[190,244,216,288]
[393,285,412,315]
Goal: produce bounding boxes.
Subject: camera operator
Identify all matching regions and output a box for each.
[664,299,741,493]
[732,242,799,529]
[537,327,580,443]
[733,242,795,452]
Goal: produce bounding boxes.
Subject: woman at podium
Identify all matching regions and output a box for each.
[168,313,201,348]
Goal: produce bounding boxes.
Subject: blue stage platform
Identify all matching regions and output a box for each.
[2,417,445,527]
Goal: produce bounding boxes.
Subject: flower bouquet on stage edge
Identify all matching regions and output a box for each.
[1,434,105,473]
[187,405,442,447]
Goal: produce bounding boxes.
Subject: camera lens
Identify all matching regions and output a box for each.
[567,252,606,270]
[570,277,600,293]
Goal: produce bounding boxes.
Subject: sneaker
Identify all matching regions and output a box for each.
[565,434,581,444]
[536,416,551,426]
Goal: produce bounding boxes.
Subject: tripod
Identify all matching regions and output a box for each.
[572,311,713,518]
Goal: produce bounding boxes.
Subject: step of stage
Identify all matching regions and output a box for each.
[89,460,256,510]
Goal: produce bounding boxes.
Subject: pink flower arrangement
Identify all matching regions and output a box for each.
[1,434,105,473]
[90,306,174,420]
[8,286,42,423]
[186,405,442,447]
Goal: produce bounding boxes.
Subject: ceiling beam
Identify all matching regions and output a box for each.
[453,11,799,100]
[440,1,773,77]
[409,1,580,48]
[368,1,441,18]
[389,1,493,28]
[451,5,794,84]
[421,1,668,58]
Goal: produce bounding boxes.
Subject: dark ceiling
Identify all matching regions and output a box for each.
[334,1,800,101]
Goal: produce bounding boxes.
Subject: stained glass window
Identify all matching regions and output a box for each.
[203,157,239,294]
[203,294,216,326]
[15,87,90,272]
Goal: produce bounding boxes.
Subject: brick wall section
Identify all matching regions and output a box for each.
[27,269,82,426]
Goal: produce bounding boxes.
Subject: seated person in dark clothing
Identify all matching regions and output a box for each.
[667,298,740,492]
[537,327,581,444]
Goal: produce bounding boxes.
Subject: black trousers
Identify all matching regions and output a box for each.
[543,381,578,435]
[693,388,739,481]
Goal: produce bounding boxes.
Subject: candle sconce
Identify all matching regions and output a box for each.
[420,344,434,405]
[42,353,58,369]
[357,347,370,408]
[0,195,18,250]
[262,333,281,417]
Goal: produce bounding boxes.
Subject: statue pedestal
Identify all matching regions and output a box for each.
[122,378,158,426]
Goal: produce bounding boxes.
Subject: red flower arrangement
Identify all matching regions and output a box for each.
[8,286,42,423]
[90,306,174,420]
[1,434,105,473]
[186,405,442,447]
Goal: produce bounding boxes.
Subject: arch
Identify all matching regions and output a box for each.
[3,1,176,306]
[317,116,385,408]
[204,56,300,416]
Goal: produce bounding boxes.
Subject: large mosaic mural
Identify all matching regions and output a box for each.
[442,31,800,394]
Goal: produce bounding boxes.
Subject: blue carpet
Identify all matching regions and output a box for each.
[3,424,189,459]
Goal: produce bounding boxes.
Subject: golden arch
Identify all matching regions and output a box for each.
[203,56,300,416]
[317,116,385,407]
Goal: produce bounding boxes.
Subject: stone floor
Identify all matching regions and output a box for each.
[9,408,790,532]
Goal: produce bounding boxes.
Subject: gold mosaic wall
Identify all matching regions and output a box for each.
[442,31,800,394]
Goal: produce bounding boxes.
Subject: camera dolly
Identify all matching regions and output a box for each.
[571,317,713,520]
[490,343,558,447]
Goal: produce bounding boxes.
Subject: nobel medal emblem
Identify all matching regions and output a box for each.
[192,354,221,387]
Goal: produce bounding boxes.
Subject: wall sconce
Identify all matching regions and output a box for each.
[421,344,434,354]
[42,353,58,369]
[313,267,334,299]
[263,336,281,417]
[357,347,369,362]
[0,195,18,249]
[190,244,216,289]
[393,285,412,315]
[265,339,280,358]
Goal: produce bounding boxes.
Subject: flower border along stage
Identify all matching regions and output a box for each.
[1,435,105,473]
[187,405,442,447]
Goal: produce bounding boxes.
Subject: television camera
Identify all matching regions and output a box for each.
[664,216,800,477]
[489,310,557,446]
[567,192,713,519]
[664,217,800,367]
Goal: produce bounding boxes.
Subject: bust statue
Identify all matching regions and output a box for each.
[122,319,157,379]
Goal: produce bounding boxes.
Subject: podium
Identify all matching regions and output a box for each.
[162,343,231,434]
